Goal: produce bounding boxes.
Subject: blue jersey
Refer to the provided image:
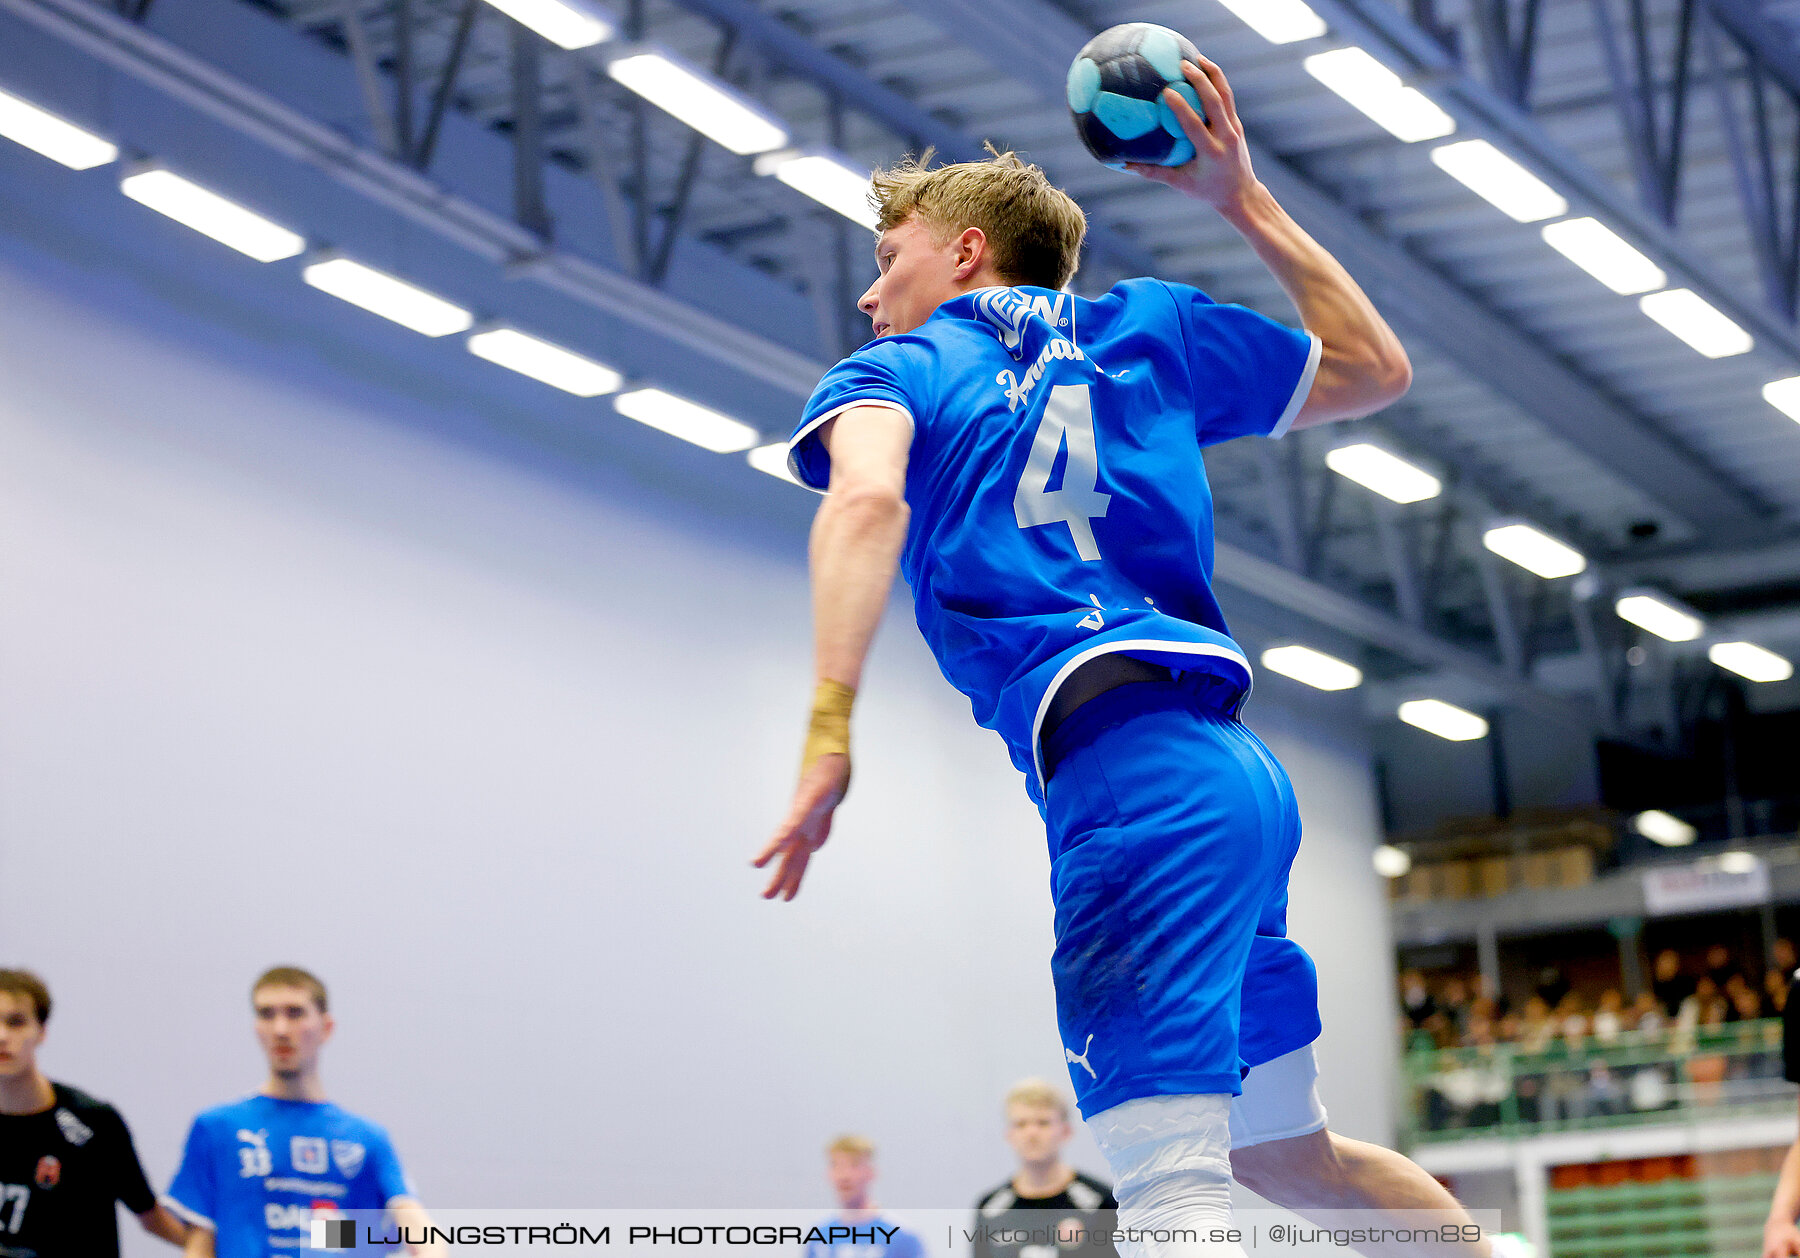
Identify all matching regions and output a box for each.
[165,1095,413,1258]
[802,1214,926,1258]
[789,280,1318,802]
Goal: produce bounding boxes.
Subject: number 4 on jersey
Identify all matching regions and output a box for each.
[1014,383,1111,561]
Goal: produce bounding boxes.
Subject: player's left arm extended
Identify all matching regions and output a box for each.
[390,1197,448,1258]
[136,1203,190,1246]
[754,405,912,901]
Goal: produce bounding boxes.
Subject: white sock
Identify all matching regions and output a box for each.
[1087,1094,1247,1258]
[1114,1168,1247,1258]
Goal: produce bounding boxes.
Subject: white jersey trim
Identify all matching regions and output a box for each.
[161,1193,216,1231]
[1031,640,1253,789]
[1267,333,1322,441]
[786,400,916,493]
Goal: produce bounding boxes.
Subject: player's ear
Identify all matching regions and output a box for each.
[954,226,988,278]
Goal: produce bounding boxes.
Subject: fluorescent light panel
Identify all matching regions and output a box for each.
[1213,0,1327,44]
[467,328,621,396]
[1260,645,1363,691]
[1302,47,1455,143]
[301,258,473,337]
[1763,377,1800,423]
[1430,139,1567,222]
[1324,442,1441,503]
[119,169,304,262]
[1398,699,1488,741]
[478,0,612,49]
[748,442,800,484]
[1540,218,1665,295]
[1482,522,1587,579]
[607,52,787,155]
[1614,591,1703,643]
[614,388,757,453]
[1708,641,1794,683]
[756,151,879,230]
[0,87,117,170]
[1633,809,1696,847]
[1639,289,1753,358]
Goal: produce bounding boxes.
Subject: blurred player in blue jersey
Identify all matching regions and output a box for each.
[165,967,444,1258]
[803,1135,926,1258]
[756,57,1489,1258]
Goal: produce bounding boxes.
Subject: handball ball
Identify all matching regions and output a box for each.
[1067,23,1206,170]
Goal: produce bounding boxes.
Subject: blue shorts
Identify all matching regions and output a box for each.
[1041,675,1322,1118]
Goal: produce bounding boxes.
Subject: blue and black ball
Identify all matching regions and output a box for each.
[1067,23,1206,170]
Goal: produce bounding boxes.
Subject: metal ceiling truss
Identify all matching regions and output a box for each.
[2,0,1619,731]
[1313,0,1800,358]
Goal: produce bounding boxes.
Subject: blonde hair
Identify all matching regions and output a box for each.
[870,147,1087,290]
[1003,1078,1070,1120]
[827,1134,875,1159]
[253,965,328,1013]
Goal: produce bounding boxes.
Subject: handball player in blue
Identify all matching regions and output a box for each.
[756,56,1488,1257]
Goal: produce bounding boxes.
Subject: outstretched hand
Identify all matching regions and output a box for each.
[754,752,850,900]
[1125,56,1257,208]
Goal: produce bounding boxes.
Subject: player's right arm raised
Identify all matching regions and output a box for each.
[1128,55,1410,428]
[754,406,912,901]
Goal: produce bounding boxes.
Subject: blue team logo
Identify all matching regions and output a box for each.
[330,1141,366,1178]
[974,288,1073,360]
[291,1136,329,1175]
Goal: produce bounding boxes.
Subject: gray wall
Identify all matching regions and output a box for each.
[0,128,1397,1244]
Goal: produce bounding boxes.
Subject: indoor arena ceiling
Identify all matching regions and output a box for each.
[5,0,1800,743]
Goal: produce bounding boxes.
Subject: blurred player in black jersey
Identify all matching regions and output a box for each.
[0,969,187,1258]
[973,1081,1117,1258]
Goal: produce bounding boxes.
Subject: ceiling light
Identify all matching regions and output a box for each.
[607,51,788,155]
[478,0,612,49]
[1763,377,1800,423]
[755,151,879,230]
[1708,641,1794,683]
[1302,47,1455,143]
[1324,442,1441,503]
[1540,218,1665,295]
[1372,844,1412,878]
[1639,289,1753,358]
[1614,591,1703,643]
[1632,809,1696,847]
[1398,699,1489,741]
[301,257,474,337]
[747,442,801,483]
[119,168,304,262]
[1260,644,1363,691]
[1482,522,1587,579]
[1213,0,1327,44]
[0,87,117,170]
[613,388,757,452]
[1430,139,1567,222]
[466,328,622,396]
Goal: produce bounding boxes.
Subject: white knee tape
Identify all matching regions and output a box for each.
[1086,1093,1233,1201]
[1228,1043,1329,1151]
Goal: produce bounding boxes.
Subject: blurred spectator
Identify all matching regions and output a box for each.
[1706,943,1741,992]
[1591,990,1625,1045]
[1534,967,1571,1010]
[1768,968,1791,1016]
[1400,970,1436,1029]
[1583,1061,1625,1118]
[1653,949,1696,1018]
